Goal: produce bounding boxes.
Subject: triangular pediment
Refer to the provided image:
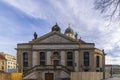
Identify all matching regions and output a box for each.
[30,32,77,43]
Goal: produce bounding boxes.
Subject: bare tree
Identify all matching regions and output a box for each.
[94,0,120,22]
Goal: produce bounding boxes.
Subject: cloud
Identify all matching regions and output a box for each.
[0,0,120,64]
[106,55,120,65]
[0,1,50,55]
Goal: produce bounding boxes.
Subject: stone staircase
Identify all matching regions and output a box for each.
[23,65,73,79]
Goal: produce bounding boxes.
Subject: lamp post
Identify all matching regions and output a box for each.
[81,64,83,80]
[78,37,83,80]
[110,65,113,78]
[102,49,106,80]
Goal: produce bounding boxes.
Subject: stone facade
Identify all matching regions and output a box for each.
[0,52,17,73]
[0,54,6,72]
[16,24,105,80]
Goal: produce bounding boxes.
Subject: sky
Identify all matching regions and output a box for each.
[0,0,119,65]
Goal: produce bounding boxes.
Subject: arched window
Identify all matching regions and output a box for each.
[40,52,45,65]
[23,52,28,67]
[67,52,73,66]
[96,56,100,67]
[84,52,89,66]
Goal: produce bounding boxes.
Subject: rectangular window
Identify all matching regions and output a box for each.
[96,56,100,67]
[23,52,28,67]
[84,52,89,66]
[40,52,45,65]
[67,52,73,66]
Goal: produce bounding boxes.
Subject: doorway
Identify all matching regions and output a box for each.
[45,73,54,80]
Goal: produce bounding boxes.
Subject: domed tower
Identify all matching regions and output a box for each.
[64,24,75,39]
[52,23,61,32]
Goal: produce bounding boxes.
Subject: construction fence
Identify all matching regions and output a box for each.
[0,73,22,80]
[71,72,110,80]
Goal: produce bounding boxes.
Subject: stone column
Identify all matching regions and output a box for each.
[61,51,65,66]
[46,51,51,65]
[32,51,38,67]
[74,51,79,71]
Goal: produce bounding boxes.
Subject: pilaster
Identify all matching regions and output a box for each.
[46,51,52,65]
[74,51,79,71]
[61,51,65,66]
[32,51,38,67]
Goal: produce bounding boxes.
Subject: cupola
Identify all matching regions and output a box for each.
[64,24,75,39]
[52,23,61,32]
[65,26,74,34]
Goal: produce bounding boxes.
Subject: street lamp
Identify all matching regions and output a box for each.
[80,64,83,80]
[110,65,113,78]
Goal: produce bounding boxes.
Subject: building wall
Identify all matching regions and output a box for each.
[16,26,105,80]
[94,49,104,72]
[17,45,104,72]
[17,50,32,72]
[0,53,17,72]
[5,54,16,72]
[0,59,6,72]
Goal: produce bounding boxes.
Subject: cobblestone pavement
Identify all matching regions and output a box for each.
[106,77,120,80]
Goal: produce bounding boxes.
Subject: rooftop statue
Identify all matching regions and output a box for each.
[34,32,38,39]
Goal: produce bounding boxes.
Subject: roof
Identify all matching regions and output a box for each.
[17,24,96,45]
[17,30,94,45]
[52,23,61,32]
[65,26,74,34]
[0,54,6,60]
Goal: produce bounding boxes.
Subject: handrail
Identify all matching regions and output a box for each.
[23,65,73,77]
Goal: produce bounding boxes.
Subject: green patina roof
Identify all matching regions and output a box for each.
[65,26,74,34]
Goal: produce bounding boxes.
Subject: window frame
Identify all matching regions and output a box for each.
[96,56,100,67]
[84,52,90,66]
[40,52,46,65]
[23,52,28,67]
[67,52,73,66]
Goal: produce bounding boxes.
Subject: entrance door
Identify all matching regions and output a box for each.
[45,73,54,80]
[53,60,59,65]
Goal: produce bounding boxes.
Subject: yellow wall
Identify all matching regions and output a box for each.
[0,73,22,80]
[11,73,22,80]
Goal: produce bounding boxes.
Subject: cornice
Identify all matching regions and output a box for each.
[17,42,95,45]
[16,48,94,51]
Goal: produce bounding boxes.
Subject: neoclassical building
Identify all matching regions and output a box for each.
[16,24,105,80]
